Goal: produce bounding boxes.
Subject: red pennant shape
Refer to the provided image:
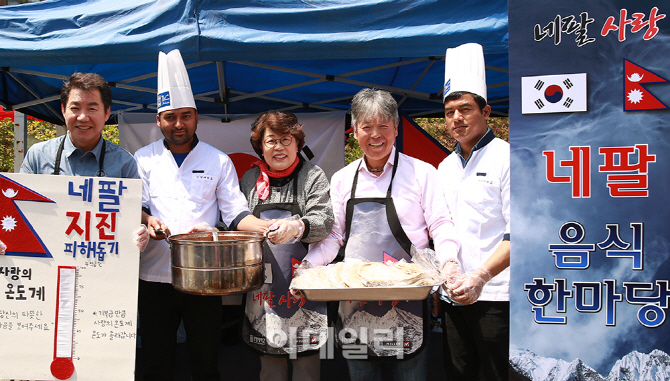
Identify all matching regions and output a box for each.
[624,59,668,111]
[291,256,301,278]
[399,115,449,168]
[383,251,399,264]
[0,174,55,257]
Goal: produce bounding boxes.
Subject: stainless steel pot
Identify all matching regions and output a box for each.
[167,231,265,295]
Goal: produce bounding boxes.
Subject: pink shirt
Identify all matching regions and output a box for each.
[306,147,460,266]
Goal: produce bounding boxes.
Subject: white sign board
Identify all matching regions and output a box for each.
[0,173,141,381]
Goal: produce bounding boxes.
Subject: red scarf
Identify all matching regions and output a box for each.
[254,157,300,200]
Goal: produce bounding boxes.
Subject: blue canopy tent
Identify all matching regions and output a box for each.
[0,0,508,126]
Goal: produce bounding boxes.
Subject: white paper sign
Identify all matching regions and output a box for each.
[0,173,141,381]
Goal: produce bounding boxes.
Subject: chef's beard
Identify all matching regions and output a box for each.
[163,130,194,147]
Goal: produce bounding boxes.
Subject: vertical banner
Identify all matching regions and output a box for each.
[509,1,670,379]
[0,173,141,381]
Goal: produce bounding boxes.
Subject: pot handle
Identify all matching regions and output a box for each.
[263,226,279,239]
[155,229,171,245]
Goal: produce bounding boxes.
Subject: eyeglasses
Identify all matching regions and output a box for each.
[263,136,293,148]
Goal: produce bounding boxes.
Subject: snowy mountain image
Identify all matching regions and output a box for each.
[246,307,327,354]
[510,348,670,381]
[343,307,423,356]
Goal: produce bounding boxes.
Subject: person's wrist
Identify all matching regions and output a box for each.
[441,259,460,274]
[294,220,304,239]
[475,266,493,282]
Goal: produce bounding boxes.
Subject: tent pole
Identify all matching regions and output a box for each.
[11,94,60,110]
[398,60,435,108]
[13,111,27,172]
[7,71,63,122]
[216,61,228,122]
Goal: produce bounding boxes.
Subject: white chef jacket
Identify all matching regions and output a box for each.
[305,146,460,267]
[134,139,251,283]
[438,132,510,301]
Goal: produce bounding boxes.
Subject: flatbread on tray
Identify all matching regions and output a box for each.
[339,259,366,287]
[325,261,347,288]
[291,258,442,291]
[359,262,427,287]
[291,265,330,289]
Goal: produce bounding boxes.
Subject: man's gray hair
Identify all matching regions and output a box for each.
[350,88,399,129]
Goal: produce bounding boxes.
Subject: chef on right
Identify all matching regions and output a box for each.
[438,42,511,381]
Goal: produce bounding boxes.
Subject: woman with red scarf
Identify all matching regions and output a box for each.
[239,111,334,381]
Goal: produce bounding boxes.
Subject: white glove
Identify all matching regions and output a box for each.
[441,259,462,288]
[0,240,6,255]
[186,222,218,234]
[289,260,313,298]
[449,266,492,305]
[132,225,149,252]
[268,219,303,245]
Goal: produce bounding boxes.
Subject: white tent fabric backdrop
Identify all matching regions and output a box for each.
[119,111,346,180]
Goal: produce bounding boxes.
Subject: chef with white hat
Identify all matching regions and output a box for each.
[134,49,274,381]
[437,42,511,381]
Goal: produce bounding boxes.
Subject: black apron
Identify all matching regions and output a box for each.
[336,149,429,358]
[242,175,328,356]
[53,135,107,176]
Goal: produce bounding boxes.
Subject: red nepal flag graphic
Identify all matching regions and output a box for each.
[0,174,55,257]
[624,59,668,111]
[291,256,301,278]
[383,251,399,264]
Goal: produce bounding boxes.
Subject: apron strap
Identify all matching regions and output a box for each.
[351,148,401,198]
[342,149,411,260]
[254,167,303,214]
[96,139,107,177]
[385,199,413,255]
[53,135,106,177]
[53,135,67,175]
[291,171,300,212]
[350,161,363,199]
[385,148,400,198]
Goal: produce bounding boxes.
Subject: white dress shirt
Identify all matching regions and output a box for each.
[306,147,460,267]
[438,136,510,301]
[134,139,251,283]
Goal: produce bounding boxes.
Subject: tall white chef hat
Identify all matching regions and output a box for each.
[443,43,487,102]
[156,49,196,114]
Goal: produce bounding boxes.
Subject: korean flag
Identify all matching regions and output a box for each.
[522,73,587,114]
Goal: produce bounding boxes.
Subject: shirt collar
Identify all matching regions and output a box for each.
[453,128,495,166]
[163,133,200,151]
[64,132,105,159]
[360,146,396,174]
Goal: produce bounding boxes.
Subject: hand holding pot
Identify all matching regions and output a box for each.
[146,215,170,239]
[186,222,218,234]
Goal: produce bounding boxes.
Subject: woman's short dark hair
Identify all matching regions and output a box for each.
[250,111,306,158]
[60,72,112,111]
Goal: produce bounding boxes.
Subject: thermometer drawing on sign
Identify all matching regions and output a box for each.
[51,266,77,380]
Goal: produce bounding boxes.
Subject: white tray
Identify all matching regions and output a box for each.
[300,285,435,301]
